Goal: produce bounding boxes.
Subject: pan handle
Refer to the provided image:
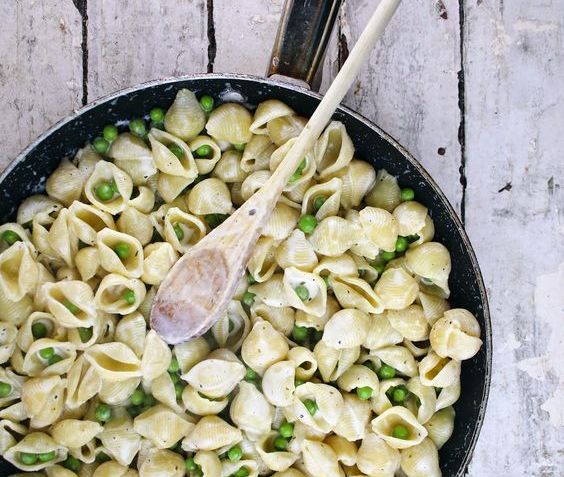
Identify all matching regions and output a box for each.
[267,0,343,91]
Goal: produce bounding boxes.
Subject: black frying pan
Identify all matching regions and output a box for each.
[0,1,491,475]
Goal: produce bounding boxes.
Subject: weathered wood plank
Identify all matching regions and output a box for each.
[212,0,283,75]
[87,0,208,101]
[464,1,564,475]
[0,0,82,171]
[324,0,463,212]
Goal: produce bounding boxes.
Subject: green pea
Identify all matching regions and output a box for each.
[94,182,114,202]
[2,230,21,246]
[150,107,165,122]
[392,425,409,439]
[31,322,48,339]
[294,285,310,302]
[294,378,305,387]
[0,381,12,397]
[321,275,330,288]
[380,250,396,262]
[292,326,309,343]
[288,159,307,183]
[130,389,145,406]
[245,367,257,381]
[298,214,317,234]
[406,234,420,243]
[228,445,242,462]
[303,399,318,416]
[395,236,409,253]
[363,361,376,372]
[246,272,256,285]
[242,291,255,307]
[169,372,180,384]
[372,262,386,274]
[313,196,326,213]
[168,143,184,158]
[78,327,93,343]
[175,383,184,399]
[48,354,63,366]
[194,145,212,157]
[92,137,109,154]
[233,467,250,477]
[199,95,214,113]
[19,452,38,465]
[38,450,56,462]
[114,242,131,260]
[233,143,245,151]
[109,179,119,193]
[63,455,81,471]
[123,289,136,305]
[95,404,112,423]
[168,357,180,374]
[39,347,54,360]
[103,124,118,142]
[96,452,111,463]
[127,405,143,417]
[378,364,396,380]
[63,298,80,315]
[143,394,156,407]
[392,386,409,403]
[129,118,147,137]
[205,213,229,229]
[356,386,373,401]
[273,436,288,451]
[279,421,294,438]
[185,457,199,471]
[400,187,415,201]
[173,223,185,241]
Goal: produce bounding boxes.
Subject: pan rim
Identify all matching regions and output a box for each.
[1,72,491,474]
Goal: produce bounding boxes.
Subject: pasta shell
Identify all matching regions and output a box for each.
[0,367,26,409]
[148,128,198,179]
[308,216,361,257]
[157,173,193,203]
[424,406,455,449]
[51,419,103,448]
[387,305,430,342]
[0,242,39,302]
[330,160,376,209]
[43,280,96,327]
[141,330,172,381]
[183,357,245,398]
[301,439,341,477]
[248,236,278,283]
[142,242,178,285]
[322,309,369,349]
[275,230,318,272]
[370,346,418,378]
[163,207,206,254]
[182,416,241,452]
[99,377,140,405]
[365,169,402,212]
[212,300,251,352]
[313,254,358,278]
[174,337,210,374]
[284,177,316,204]
[358,207,399,253]
[283,267,327,317]
[206,103,252,145]
[17,194,62,226]
[429,308,482,361]
[221,459,259,477]
[23,338,76,377]
[0,419,27,454]
[301,177,342,220]
[4,431,67,471]
[332,275,384,314]
[85,160,133,214]
[85,342,142,381]
[134,404,194,449]
[241,320,289,376]
[139,448,185,477]
[314,121,354,177]
[0,279,33,326]
[16,311,59,352]
[290,382,344,433]
[74,246,101,281]
[248,274,288,308]
[293,295,339,332]
[363,312,403,350]
[356,432,400,477]
[212,149,246,182]
[325,434,357,467]
[392,201,428,237]
[374,268,418,310]
[400,437,441,477]
[337,365,379,394]
[22,375,65,428]
[332,393,372,442]
[262,360,296,407]
[371,406,427,450]
[0,321,17,364]
[267,115,307,146]
[241,134,276,172]
[129,186,155,214]
[255,431,298,472]
[435,382,460,412]
[150,372,183,413]
[97,228,144,278]
[164,89,206,140]
[250,99,295,135]
[117,207,153,246]
[66,355,102,409]
[187,178,232,215]
[270,138,316,191]
[418,351,460,388]
[314,340,359,382]
[95,273,146,315]
[92,461,138,477]
[115,312,147,358]
[251,302,295,336]
[46,158,84,206]
[405,242,451,298]
[75,144,102,181]
[108,133,157,185]
[287,346,318,381]
[405,376,437,424]
[230,182,245,206]
[230,381,274,439]
[241,170,271,200]
[418,292,450,327]
[263,201,300,241]
[182,384,229,416]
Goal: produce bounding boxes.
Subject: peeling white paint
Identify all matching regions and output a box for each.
[514,18,559,33]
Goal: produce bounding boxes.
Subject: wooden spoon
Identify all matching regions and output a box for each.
[151,0,402,344]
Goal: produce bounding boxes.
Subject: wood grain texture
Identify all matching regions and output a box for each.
[323,0,463,212]
[0,0,82,170]
[464,1,564,475]
[87,0,208,101]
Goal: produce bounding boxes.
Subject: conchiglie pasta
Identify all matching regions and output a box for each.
[85,160,133,214]
[187,178,232,216]
[108,133,157,185]
[365,169,402,212]
[134,405,193,449]
[429,308,482,360]
[164,89,206,141]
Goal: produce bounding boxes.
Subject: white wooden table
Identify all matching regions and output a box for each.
[1,1,563,474]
